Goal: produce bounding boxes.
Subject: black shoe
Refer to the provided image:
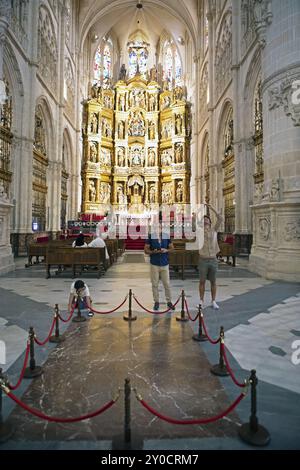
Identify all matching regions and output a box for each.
[167,302,175,311]
[88,311,94,317]
[153,302,159,311]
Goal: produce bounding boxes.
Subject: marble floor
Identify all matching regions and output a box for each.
[0,252,299,450]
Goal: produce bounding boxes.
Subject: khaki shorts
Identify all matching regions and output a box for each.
[199,258,218,282]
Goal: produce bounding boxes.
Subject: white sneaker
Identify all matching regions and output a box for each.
[211,301,219,310]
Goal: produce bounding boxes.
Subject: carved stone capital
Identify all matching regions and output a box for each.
[253,0,273,47]
[268,74,300,126]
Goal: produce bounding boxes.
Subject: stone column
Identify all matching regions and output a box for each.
[249,0,300,281]
[0,192,15,274]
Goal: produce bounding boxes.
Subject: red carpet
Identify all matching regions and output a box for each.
[125,224,147,250]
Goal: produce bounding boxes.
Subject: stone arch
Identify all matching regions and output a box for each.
[3,41,24,135]
[35,96,55,159]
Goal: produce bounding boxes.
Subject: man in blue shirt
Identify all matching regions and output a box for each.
[144,221,175,311]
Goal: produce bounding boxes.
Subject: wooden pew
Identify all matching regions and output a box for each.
[46,246,106,279]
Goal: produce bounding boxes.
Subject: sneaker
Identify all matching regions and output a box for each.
[153,302,159,311]
[167,302,175,311]
[211,301,219,310]
[88,311,94,317]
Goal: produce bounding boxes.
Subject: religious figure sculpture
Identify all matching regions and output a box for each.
[175,114,183,135]
[148,149,156,166]
[149,66,157,82]
[176,181,184,203]
[118,120,125,139]
[117,147,125,166]
[175,144,183,163]
[89,180,96,202]
[119,64,127,81]
[149,185,156,204]
[129,111,145,136]
[89,142,97,162]
[119,94,126,111]
[148,94,156,111]
[174,86,184,101]
[91,113,98,134]
[117,185,127,205]
[148,120,155,140]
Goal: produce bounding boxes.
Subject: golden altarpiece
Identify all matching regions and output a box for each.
[81,71,191,216]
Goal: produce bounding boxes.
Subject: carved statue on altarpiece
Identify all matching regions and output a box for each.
[89,142,98,162]
[99,182,111,204]
[175,144,183,163]
[149,185,156,204]
[148,149,156,166]
[91,113,98,134]
[128,111,145,137]
[89,180,96,202]
[119,64,127,81]
[117,147,125,166]
[176,181,184,203]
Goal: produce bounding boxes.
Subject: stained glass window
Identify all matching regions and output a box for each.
[164,44,173,83]
[127,38,149,78]
[175,49,182,86]
[93,38,113,84]
[103,44,111,79]
[205,16,209,50]
[94,45,102,83]
[128,49,138,77]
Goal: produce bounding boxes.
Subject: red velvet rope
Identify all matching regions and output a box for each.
[133,295,181,314]
[34,317,56,346]
[87,295,128,314]
[201,316,220,345]
[58,305,75,323]
[221,343,246,388]
[9,342,30,391]
[139,393,245,425]
[184,299,199,322]
[6,391,116,423]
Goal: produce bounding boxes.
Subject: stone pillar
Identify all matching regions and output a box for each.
[0,191,15,274]
[249,0,300,281]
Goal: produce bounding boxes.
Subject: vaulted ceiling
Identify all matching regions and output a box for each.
[78,0,198,52]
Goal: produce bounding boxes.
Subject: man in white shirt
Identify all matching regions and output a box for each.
[88,235,110,261]
[198,204,223,309]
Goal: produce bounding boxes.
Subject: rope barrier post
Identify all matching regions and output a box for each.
[239,370,270,446]
[0,369,14,443]
[24,327,43,379]
[176,290,189,322]
[50,305,65,343]
[210,326,229,377]
[72,295,87,323]
[192,306,208,342]
[112,378,142,450]
[123,289,137,322]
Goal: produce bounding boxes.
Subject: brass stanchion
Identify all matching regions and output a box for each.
[24,327,43,379]
[72,295,87,323]
[192,306,208,342]
[239,370,270,446]
[50,304,65,343]
[176,290,189,322]
[123,289,137,322]
[0,369,14,443]
[210,326,229,376]
[112,377,142,450]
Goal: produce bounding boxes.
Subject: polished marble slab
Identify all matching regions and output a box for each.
[7,317,240,442]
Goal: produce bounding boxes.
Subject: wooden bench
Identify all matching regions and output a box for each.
[218,241,236,267]
[46,246,106,279]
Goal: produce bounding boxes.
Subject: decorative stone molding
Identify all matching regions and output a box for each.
[268,75,300,126]
[284,219,300,242]
[258,216,270,240]
[253,0,273,47]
